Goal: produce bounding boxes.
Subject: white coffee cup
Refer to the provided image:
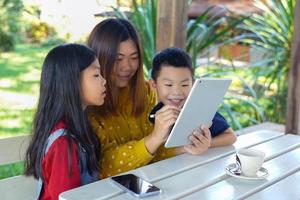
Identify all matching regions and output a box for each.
[236,148,265,177]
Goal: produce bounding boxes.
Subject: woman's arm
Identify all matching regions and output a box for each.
[100,138,154,178]
[95,105,179,178]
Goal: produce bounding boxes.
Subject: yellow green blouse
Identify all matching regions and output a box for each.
[89,81,176,178]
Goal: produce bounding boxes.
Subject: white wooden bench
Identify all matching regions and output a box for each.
[0,135,37,200]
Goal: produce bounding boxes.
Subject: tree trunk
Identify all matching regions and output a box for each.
[156,0,188,51]
[286,0,300,134]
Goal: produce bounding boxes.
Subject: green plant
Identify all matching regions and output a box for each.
[25,20,57,44]
[196,67,266,130]
[0,0,24,51]
[0,30,14,51]
[186,6,249,68]
[238,0,295,123]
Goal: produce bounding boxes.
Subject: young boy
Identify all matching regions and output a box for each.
[149,47,236,155]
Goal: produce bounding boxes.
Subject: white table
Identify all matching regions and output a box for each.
[60,130,300,200]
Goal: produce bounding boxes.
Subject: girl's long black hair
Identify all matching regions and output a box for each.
[25,44,100,179]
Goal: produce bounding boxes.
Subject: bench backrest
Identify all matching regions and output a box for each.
[0,135,37,200]
[0,135,30,165]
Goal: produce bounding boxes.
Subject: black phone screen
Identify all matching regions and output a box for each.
[111,174,161,196]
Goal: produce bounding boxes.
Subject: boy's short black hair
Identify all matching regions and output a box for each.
[151,47,194,80]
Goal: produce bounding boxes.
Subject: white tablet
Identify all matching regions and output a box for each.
[164,78,232,148]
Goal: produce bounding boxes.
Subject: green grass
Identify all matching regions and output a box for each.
[0,108,35,137]
[0,43,53,179]
[0,44,52,137]
[0,162,25,179]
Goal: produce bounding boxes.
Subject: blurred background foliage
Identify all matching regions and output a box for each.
[239,0,295,123]
[109,0,295,129]
[0,0,24,51]
[0,0,296,178]
[0,0,295,134]
[0,0,65,53]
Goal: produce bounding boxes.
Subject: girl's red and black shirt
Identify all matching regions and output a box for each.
[40,120,81,200]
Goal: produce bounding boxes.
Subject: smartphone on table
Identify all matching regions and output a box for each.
[110,173,161,198]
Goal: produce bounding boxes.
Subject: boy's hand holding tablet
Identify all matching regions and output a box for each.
[182,125,211,155]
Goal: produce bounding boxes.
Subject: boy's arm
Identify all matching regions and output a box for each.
[210,127,237,147]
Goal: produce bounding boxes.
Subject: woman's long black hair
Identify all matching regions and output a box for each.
[25,44,100,179]
[87,18,146,116]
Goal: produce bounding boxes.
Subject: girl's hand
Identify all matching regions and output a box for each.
[183,125,211,155]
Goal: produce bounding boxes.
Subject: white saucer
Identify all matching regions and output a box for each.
[225,163,269,180]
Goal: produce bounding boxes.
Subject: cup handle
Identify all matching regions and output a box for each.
[236,155,242,169]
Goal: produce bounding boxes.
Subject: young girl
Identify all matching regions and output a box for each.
[24,44,106,200]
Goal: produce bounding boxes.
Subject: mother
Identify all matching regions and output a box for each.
[87,18,181,178]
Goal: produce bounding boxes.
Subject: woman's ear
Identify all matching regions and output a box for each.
[149,79,157,90]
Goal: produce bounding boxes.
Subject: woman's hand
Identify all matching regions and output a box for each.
[145,105,180,154]
[183,125,211,155]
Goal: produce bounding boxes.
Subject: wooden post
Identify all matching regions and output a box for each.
[156,0,188,52]
[286,0,300,134]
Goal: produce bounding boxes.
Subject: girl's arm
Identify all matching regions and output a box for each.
[43,137,80,199]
